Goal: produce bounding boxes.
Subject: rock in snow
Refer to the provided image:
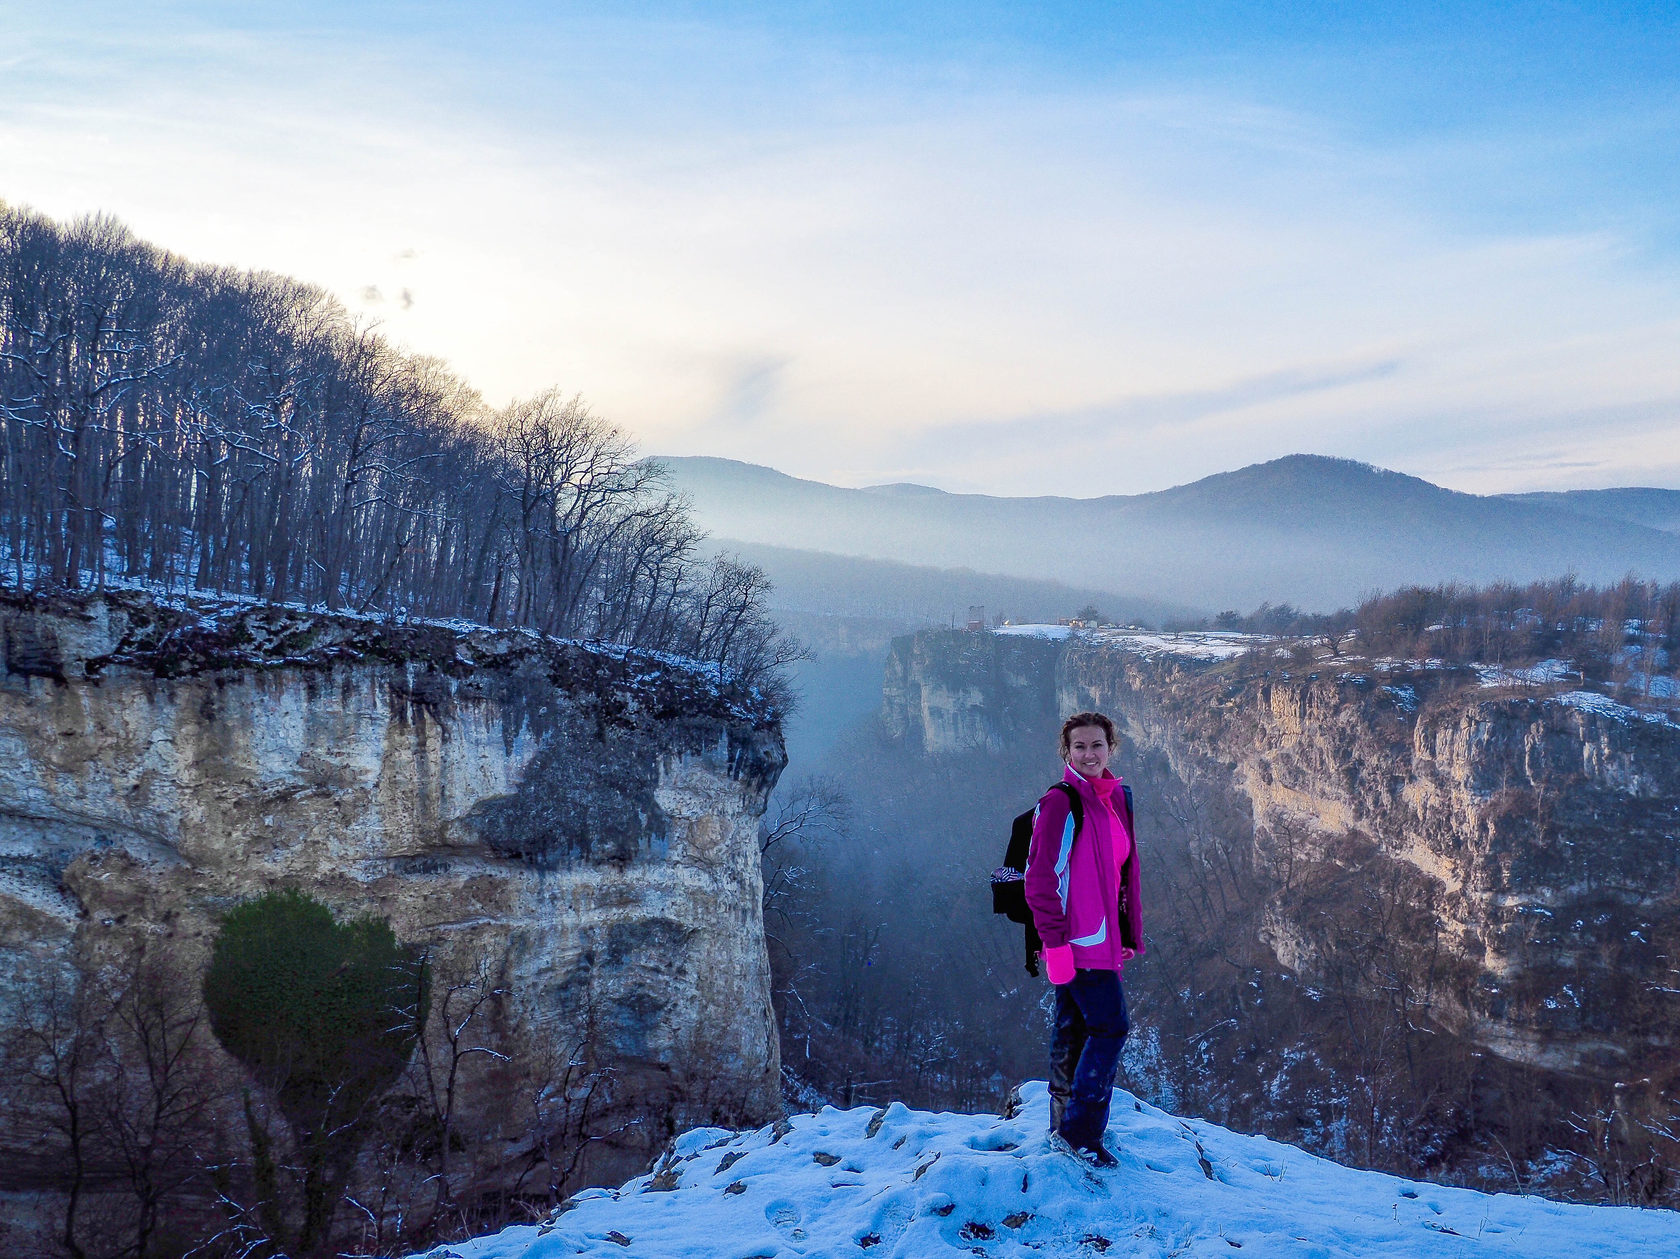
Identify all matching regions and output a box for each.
[409,1082,1678,1258]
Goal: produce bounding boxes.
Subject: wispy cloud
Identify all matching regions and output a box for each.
[2,4,1676,495]
[915,359,1406,458]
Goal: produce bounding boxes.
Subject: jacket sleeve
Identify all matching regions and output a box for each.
[1120,841,1145,957]
[1023,788,1073,949]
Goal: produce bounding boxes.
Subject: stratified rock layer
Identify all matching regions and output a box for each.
[0,591,785,1195]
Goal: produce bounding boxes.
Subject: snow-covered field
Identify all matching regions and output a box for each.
[993,624,1075,640]
[993,625,1263,660]
[1475,659,1575,688]
[410,1083,1678,1259]
[1089,629,1260,661]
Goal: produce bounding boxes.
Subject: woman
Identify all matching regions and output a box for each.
[1023,711,1143,1167]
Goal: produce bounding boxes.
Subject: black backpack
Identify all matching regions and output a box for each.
[991,782,1134,976]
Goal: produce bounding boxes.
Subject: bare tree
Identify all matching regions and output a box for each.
[410,959,511,1238]
[1,203,797,702]
[99,952,216,1259]
[5,970,111,1259]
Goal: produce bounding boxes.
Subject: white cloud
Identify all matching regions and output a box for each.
[2,7,1676,495]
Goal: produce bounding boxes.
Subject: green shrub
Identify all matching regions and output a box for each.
[203,888,429,1255]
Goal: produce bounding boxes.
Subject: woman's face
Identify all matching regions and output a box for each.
[1065,725,1112,779]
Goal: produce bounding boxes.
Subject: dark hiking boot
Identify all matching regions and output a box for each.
[1077,1142,1119,1169]
[1049,1131,1119,1169]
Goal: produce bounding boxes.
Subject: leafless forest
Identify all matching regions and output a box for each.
[0,205,792,695]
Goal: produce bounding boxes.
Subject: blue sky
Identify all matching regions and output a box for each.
[3,1,1678,494]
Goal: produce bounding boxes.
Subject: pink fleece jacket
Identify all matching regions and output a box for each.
[1024,764,1144,974]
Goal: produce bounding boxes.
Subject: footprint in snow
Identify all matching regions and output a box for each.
[764,1199,808,1242]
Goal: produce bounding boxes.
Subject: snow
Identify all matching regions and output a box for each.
[1087,629,1262,661]
[991,626,1265,660]
[1476,659,1573,688]
[407,1083,1680,1259]
[1629,672,1680,700]
[993,624,1074,640]
[1365,657,1449,673]
[1382,684,1418,712]
[1553,691,1680,730]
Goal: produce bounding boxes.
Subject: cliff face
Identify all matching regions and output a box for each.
[0,592,785,1201]
[884,629,1680,1082]
[1064,646,1680,1078]
[880,631,1063,755]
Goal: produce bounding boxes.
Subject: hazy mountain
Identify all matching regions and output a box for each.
[661,454,1680,612]
[1500,487,1680,535]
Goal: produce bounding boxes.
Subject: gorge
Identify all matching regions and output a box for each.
[874,626,1680,1202]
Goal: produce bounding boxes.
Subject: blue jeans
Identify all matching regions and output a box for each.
[1049,969,1129,1150]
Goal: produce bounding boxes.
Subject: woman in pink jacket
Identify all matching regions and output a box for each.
[1023,711,1144,1166]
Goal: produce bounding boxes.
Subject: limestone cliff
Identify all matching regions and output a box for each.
[1060,643,1680,1079]
[879,630,1062,754]
[0,590,785,1208]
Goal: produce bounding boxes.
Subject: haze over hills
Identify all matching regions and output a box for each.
[1500,487,1680,535]
[659,454,1680,613]
[706,540,1199,626]
[695,542,1204,763]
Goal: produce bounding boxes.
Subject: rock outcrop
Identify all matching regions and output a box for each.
[879,630,1062,755]
[0,590,785,1222]
[1063,644,1680,1078]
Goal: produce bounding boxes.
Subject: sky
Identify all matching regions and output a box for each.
[3,1,1679,496]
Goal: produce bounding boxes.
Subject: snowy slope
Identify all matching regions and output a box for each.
[409,1083,1680,1259]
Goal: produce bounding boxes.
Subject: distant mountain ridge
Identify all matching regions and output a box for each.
[657,454,1680,612]
[1500,487,1680,535]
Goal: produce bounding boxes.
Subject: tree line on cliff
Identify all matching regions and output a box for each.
[0,205,794,696]
[1200,576,1680,693]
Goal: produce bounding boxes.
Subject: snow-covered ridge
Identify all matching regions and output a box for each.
[415,1083,1677,1258]
[1087,628,1259,661]
[1555,689,1680,730]
[992,623,1075,640]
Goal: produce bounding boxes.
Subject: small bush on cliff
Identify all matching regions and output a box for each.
[203,889,429,1257]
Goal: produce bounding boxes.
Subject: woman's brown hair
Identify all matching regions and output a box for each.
[1059,711,1117,758]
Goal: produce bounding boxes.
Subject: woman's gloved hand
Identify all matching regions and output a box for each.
[1042,944,1075,985]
